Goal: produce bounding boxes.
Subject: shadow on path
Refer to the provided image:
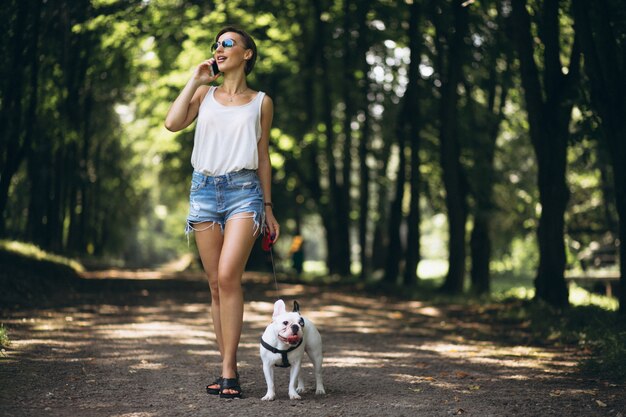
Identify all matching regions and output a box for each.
[0,270,623,416]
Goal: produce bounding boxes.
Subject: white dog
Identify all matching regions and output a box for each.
[260,299,325,400]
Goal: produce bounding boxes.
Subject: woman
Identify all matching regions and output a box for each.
[165,26,279,399]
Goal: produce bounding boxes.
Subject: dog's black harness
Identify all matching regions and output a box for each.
[260,337,303,368]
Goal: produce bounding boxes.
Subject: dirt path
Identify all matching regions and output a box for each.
[1,271,624,416]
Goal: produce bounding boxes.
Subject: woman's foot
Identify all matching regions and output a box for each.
[220,376,242,399]
[206,376,222,395]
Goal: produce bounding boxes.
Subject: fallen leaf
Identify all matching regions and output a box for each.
[549,390,562,397]
[454,408,465,415]
[595,400,607,407]
[469,385,481,391]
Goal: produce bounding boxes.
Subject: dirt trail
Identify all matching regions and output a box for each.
[1,271,623,417]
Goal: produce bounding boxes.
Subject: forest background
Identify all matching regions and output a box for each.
[1,0,625,315]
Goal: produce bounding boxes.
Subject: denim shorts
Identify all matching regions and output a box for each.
[185,169,265,236]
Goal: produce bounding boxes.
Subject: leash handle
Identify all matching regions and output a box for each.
[262,227,279,294]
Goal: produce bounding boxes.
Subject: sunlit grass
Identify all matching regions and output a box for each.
[494,284,618,311]
[0,324,9,348]
[0,240,84,273]
[302,260,327,275]
[568,283,618,311]
[417,259,448,279]
[496,286,535,300]
[306,256,618,312]
[490,271,618,311]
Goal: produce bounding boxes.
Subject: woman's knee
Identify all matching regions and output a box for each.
[217,271,242,294]
[206,274,220,299]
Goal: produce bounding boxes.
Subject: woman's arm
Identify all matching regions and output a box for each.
[257,94,279,241]
[164,59,219,132]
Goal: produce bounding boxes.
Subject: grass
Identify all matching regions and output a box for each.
[454,272,625,382]
[0,324,9,348]
[0,240,85,308]
[0,240,84,273]
[496,299,626,382]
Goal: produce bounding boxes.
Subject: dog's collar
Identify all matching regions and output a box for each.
[260,337,303,368]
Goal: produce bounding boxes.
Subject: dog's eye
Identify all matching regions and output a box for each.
[299,318,305,327]
[283,321,289,326]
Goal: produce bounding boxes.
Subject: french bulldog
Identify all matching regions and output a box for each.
[260,299,325,400]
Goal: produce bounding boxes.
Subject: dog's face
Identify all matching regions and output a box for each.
[271,300,304,345]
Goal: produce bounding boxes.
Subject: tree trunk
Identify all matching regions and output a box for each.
[534,130,569,306]
[340,0,355,275]
[314,0,351,276]
[0,0,31,235]
[371,133,393,273]
[468,17,511,294]
[403,0,423,287]
[436,1,470,294]
[355,3,372,281]
[466,79,495,294]
[384,108,408,284]
[572,0,626,313]
[511,0,579,307]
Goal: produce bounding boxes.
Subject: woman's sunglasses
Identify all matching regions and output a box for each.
[211,38,238,52]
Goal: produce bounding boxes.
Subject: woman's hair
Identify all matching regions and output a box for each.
[215,26,257,75]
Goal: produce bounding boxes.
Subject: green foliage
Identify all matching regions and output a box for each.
[0,324,9,348]
[0,0,622,299]
[0,240,84,273]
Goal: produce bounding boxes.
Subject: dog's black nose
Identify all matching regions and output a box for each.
[291,324,300,334]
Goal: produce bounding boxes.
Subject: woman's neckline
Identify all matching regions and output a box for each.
[211,86,260,108]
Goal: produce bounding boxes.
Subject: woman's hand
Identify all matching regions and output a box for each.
[193,58,221,85]
[265,210,280,243]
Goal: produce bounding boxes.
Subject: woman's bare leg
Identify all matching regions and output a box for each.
[194,223,225,386]
[217,214,259,393]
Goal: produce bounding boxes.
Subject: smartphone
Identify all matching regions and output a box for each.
[210,61,220,77]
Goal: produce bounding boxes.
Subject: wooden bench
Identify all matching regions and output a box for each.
[565,271,620,297]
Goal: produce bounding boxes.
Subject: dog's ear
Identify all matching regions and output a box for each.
[293,300,300,313]
[273,299,287,318]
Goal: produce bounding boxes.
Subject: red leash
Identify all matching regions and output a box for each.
[262,228,279,294]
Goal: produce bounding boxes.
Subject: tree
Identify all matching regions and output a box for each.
[465,1,513,294]
[510,0,581,307]
[572,0,626,313]
[402,0,424,287]
[432,0,471,294]
[0,0,41,235]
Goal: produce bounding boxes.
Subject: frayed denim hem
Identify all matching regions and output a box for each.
[185,209,264,245]
[185,220,223,245]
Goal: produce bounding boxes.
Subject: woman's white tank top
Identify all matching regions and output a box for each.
[191,86,265,176]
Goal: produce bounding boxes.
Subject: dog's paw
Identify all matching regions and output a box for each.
[296,386,306,394]
[289,392,302,400]
[316,387,326,395]
[261,393,276,401]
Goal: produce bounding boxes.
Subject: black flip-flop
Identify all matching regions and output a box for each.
[206,377,222,395]
[219,377,242,399]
